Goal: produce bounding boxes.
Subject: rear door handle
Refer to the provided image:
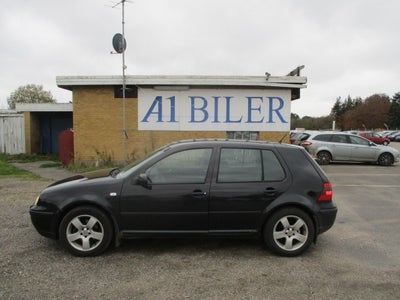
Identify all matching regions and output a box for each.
[264,187,278,197]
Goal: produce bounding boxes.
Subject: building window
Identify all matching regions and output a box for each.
[227,131,259,140]
[114,85,138,98]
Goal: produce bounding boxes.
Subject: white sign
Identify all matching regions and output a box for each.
[138,88,291,131]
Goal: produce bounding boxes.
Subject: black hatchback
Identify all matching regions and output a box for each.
[30,140,337,257]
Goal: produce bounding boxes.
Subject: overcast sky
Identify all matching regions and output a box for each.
[1,0,399,117]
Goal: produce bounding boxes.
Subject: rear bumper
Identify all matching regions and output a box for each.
[316,206,338,234]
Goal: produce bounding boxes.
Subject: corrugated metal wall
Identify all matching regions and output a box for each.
[0,113,25,154]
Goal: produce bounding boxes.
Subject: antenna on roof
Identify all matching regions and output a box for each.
[286,65,305,76]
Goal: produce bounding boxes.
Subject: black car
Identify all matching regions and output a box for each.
[30,140,337,257]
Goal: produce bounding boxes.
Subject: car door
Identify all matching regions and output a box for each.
[348,135,380,161]
[209,147,290,233]
[329,134,353,160]
[119,148,213,234]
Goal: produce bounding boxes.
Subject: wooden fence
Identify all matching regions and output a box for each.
[0,113,25,154]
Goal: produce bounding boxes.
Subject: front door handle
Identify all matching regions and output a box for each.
[192,190,207,198]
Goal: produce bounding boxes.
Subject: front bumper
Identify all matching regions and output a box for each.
[29,205,58,239]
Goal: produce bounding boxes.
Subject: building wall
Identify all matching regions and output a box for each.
[73,86,290,164]
[24,112,40,155]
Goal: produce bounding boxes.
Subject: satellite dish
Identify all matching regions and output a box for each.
[112,33,127,53]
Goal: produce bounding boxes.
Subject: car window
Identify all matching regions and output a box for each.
[313,134,331,142]
[331,135,348,143]
[146,148,212,184]
[262,150,285,181]
[349,135,370,146]
[218,148,262,182]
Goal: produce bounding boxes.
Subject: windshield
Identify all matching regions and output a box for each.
[115,146,168,179]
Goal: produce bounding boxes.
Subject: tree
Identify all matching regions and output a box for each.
[388,92,400,129]
[341,94,390,130]
[7,84,56,109]
[330,96,362,129]
[290,114,333,130]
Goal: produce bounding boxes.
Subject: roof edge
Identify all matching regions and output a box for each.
[15,103,73,112]
[56,75,307,90]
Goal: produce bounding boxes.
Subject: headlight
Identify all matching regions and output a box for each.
[34,195,40,205]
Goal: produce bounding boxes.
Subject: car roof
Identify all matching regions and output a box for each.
[166,139,301,150]
[306,131,363,139]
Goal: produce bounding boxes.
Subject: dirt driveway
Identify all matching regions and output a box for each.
[1,153,400,299]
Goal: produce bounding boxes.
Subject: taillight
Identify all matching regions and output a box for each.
[318,182,333,202]
[301,141,312,147]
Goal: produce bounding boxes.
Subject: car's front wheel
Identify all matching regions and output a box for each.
[263,208,315,257]
[378,153,394,166]
[59,206,113,256]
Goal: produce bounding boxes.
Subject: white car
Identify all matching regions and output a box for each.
[300,132,400,166]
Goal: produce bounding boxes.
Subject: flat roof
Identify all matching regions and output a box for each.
[56,75,307,90]
[15,103,73,112]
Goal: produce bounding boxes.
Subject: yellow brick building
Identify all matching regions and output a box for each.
[57,75,306,165]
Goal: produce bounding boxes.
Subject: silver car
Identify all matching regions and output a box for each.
[300,132,400,166]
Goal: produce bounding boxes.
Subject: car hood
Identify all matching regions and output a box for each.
[47,168,116,187]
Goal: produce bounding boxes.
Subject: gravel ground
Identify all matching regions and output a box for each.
[1,154,400,299]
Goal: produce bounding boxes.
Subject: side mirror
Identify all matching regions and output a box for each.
[369,142,376,147]
[136,173,152,189]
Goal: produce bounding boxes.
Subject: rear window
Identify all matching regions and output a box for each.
[331,135,348,143]
[313,134,331,141]
[217,148,285,182]
[262,150,285,181]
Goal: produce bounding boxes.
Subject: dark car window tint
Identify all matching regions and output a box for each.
[146,148,212,184]
[313,134,331,141]
[262,150,285,181]
[218,148,262,182]
[331,135,348,143]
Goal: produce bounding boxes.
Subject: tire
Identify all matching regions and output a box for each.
[317,151,331,165]
[59,206,113,256]
[383,141,389,146]
[378,153,394,166]
[263,207,315,257]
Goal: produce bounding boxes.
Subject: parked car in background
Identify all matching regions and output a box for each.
[378,130,397,137]
[300,132,399,165]
[289,131,312,145]
[390,132,400,142]
[30,140,337,257]
[388,131,400,142]
[358,131,390,145]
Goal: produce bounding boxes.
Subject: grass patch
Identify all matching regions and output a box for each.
[40,162,62,168]
[3,153,59,163]
[0,157,39,179]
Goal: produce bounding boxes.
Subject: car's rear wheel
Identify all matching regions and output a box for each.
[263,208,315,257]
[383,141,389,146]
[59,206,113,256]
[317,151,331,165]
[378,153,394,166]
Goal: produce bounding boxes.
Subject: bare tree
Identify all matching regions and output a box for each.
[7,84,56,109]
